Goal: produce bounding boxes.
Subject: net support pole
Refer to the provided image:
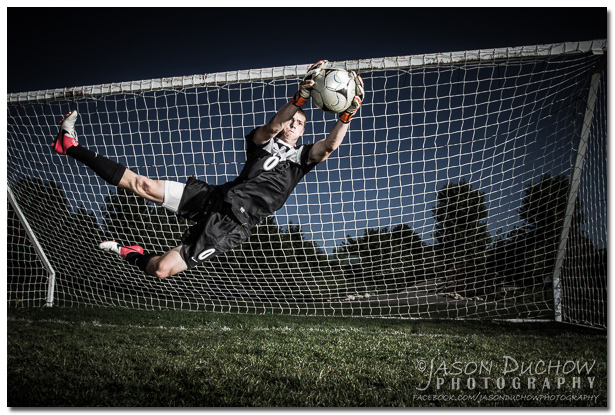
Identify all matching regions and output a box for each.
[7,187,56,307]
[551,53,606,322]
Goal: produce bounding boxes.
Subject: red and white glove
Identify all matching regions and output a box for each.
[339,71,365,124]
[292,60,328,107]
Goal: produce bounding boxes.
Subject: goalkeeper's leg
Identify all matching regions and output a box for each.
[53,110,165,205]
[99,242,187,278]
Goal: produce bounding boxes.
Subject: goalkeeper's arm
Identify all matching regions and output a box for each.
[252,60,327,146]
[307,71,364,165]
[252,101,301,146]
[307,120,349,165]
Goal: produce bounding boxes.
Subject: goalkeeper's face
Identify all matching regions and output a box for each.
[278,112,306,145]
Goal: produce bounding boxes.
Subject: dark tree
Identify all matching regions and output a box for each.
[432,179,492,267]
[517,174,583,287]
[490,174,588,288]
[335,223,427,291]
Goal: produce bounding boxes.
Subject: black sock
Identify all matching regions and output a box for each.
[66,145,127,186]
[125,252,157,273]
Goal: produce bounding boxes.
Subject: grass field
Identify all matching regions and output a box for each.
[7,306,606,407]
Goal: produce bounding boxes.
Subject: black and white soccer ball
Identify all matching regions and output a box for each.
[310,69,356,113]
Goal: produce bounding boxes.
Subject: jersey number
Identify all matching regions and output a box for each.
[263,155,280,171]
[198,248,216,261]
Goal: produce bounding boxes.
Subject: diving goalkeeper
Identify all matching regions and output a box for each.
[52,60,364,279]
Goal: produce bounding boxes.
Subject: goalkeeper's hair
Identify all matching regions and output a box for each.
[296,107,306,120]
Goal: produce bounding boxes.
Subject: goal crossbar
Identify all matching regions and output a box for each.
[8,39,606,104]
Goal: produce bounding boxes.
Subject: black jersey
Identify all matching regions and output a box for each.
[222,128,318,227]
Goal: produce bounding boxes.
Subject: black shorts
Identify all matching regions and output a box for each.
[176,177,251,269]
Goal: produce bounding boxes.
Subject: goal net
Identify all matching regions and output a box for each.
[7,40,607,327]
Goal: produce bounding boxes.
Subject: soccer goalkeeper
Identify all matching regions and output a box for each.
[52,60,364,278]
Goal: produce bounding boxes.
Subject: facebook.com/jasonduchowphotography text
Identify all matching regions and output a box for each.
[413,356,601,405]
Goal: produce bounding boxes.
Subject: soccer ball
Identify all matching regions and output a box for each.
[310,69,356,113]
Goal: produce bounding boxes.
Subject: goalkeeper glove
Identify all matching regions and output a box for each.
[339,71,365,124]
[292,60,328,107]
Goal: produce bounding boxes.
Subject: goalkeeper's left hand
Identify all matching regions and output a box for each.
[292,60,328,107]
[339,71,365,124]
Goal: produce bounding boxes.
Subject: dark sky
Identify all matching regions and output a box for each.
[7,7,607,94]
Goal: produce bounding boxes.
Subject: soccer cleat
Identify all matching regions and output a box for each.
[52,110,79,155]
[98,240,144,258]
[60,110,79,138]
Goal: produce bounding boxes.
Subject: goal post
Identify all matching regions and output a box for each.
[7,40,607,327]
[8,186,56,307]
[551,53,606,325]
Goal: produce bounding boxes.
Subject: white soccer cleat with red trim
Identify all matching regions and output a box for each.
[52,110,79,155]
[61,110,79,138]
[98,240,144,258]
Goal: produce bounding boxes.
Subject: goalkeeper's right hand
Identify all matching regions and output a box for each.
[292,60,328,107]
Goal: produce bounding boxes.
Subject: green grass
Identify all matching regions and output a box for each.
[7,307,606,407]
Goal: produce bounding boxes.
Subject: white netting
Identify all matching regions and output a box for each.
[7,40,607,326]
[7,200,50,307]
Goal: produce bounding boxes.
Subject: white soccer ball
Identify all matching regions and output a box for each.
[310,69,356,113]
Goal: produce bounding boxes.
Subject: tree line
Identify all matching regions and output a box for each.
[8,173,606,305]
